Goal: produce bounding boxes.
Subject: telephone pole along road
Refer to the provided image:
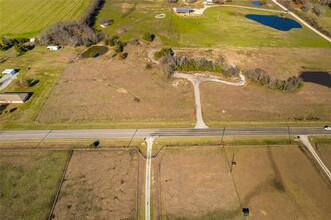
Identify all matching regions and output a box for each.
[1,127,330,140]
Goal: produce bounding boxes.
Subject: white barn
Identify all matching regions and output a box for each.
[47,46,60,50]
[0,93,30,103]
[2,69,17,75]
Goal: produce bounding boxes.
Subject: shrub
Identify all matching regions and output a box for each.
[154,48,174,60]
[118,52,128,59]
[313,4,325,17]
[114,45,123,53]
[143,32,155,42]
[14,44,34,56]
[160,55,176,79]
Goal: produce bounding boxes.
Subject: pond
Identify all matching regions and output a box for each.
[81,46,108,58]
[252,1,262,6]
[299,72,331,88]
[245,14,302,31]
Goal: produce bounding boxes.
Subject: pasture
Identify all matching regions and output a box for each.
[157,145,331,219]
[0,150,68,219]
[97,0,330,47]
[52,150,139,219]
[0,0,92,37]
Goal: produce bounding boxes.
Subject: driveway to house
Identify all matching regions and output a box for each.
[299,135,331,180]
[271,0,331,43]
[174,72,245,128]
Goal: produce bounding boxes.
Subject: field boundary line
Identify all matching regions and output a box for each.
[48,149,74,220]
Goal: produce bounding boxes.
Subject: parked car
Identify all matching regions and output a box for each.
[324,125,331,131]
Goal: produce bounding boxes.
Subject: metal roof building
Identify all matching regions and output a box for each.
[0,93,30,103]
[175,7,194,14]
[2,69,17,75]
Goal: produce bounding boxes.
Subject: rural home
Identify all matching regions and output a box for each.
[2,69,17,75]
[47,45,60,50]
[174,7,194,14]
[0,93,30,103]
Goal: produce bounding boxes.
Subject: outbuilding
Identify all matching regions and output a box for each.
[2,69,17,75]
[0,93,30,103]
[47,45,60,50]
[174,7,194,14]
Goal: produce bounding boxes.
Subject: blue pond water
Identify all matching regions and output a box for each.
[252,1,262,6]
[245,14,302,31]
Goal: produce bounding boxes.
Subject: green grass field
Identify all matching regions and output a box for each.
[0,150,68,219]
[0,0,92,38]
[96,0,330,47]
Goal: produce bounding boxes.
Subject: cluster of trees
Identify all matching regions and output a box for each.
[295,10,331,37]
[167,0,178,3]
[245,68,302,91]
[302,0,326,17]
[104,35,128,59]
[157,48,240,79]
[80,0,105,27]
[38,21,104,46]
[38,0,106,47]
[0,37,34,55]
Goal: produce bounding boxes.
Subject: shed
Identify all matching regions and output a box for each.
[30,38,35,43]
[0,93,30,103]
[47,46,60,50]
[2,69,17,75]
[175,7,194,14]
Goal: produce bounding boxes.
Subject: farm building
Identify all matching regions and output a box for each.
[47,46,60,50]
[203,0,214,4]
[0,93,30,103]
[2,69,17,75]
[174,7,194,14]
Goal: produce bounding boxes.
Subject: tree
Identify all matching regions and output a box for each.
[313,4,325,17]
[302,0,313,12]
[143,32,155,42]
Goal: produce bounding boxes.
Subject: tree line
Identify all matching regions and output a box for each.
[245,68,302,91]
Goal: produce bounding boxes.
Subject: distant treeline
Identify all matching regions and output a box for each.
[80,0,105,27]
[245,68,302,91]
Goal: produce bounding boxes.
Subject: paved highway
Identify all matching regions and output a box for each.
[1,127,330,140]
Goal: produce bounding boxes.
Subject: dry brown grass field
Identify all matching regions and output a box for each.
[201,80,331,124]
[159,147,240,219]
[36,44,195,124]
[53,150,139,219]
[153,145,331,219]
[225,145,331,219]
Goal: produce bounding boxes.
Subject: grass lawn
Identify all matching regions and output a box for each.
[0,0,92,38]
[97,0,330,47]
[0,46,76,129]
[0,150,68,219]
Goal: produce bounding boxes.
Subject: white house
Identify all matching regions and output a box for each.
[47,45,60,50]
[2,69,17,75]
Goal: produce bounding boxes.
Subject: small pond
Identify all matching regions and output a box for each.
[299,72,331,88]
[81,46,108,58]
[252,1,262,6]
[245,14,302,31]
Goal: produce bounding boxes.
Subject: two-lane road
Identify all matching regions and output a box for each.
[1,127,330,140]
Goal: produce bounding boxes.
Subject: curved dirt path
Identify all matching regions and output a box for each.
[174,72,245,129]
[147,49,246,129]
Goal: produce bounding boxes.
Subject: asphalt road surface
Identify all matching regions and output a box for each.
[1,127,330,140]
